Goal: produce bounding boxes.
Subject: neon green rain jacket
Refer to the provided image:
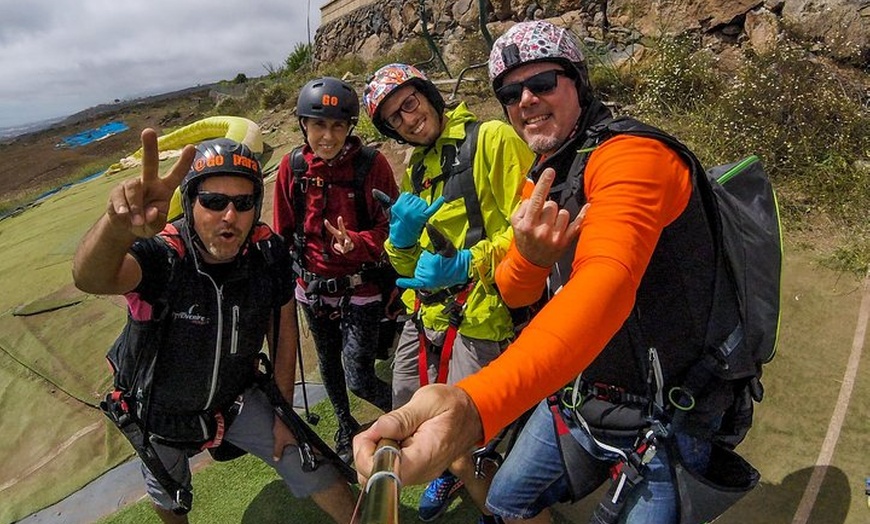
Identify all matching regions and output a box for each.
[385,103,534,341]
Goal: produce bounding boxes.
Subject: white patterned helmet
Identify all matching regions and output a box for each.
[489,21,590,103]
[362,63,445,142]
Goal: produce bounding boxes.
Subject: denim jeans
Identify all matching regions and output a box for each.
[487,400,711,523]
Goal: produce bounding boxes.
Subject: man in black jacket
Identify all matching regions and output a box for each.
[73,129,355,524]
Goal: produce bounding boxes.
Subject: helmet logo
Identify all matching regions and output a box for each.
[322,94,340,107]
[233,153,259,174]
[194,155,225,172]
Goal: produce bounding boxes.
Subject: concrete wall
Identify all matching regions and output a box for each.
[321,0,378,26]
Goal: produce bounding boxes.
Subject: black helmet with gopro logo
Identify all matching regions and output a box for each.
[297,77,359,138]
[180,138,263,224]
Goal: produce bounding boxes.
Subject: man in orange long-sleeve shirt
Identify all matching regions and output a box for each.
[355,21,728,524]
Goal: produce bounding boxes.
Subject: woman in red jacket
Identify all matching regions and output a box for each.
[273,77,399,463]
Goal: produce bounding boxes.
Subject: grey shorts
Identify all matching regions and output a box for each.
[143,385,342,510]
[391,318,508,408]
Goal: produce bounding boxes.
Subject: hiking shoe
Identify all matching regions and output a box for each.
[334,426,355,465]
[418,472,463,522]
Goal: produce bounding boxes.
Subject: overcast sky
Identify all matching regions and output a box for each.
[0,0,321,129]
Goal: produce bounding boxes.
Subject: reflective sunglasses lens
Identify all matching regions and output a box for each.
[525,71,560,95]
[198,193,255,212]
[231,195,256,211]
[198,193,230,210]
[496,84,523,105]
[496,70,561,105]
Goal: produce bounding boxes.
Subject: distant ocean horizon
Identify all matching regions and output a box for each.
[0,115,68,141]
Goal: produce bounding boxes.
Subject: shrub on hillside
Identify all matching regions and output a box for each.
[372,38,431,71]
[261,84,290,109]
[354,113,386,144]
[285,42,313,74]
[316,55,368,79]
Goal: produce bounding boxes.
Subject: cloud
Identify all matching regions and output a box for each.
[0,0,320,127]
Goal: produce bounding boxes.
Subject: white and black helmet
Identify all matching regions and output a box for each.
[489,20,592,106]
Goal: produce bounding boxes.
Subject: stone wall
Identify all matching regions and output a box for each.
[314,0,868,68]
[321,0,378,26]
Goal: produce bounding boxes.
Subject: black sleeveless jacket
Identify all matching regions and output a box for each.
[537,101,718,435]
[109,220,290,444]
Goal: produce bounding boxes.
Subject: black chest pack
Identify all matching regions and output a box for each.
[547,117,782,523]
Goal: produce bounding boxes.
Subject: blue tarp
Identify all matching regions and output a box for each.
[59,121,129,148]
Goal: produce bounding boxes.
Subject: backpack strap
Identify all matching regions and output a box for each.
[289,147,308,257]
[456,122,484,248]
[351,145,378,231]
[409,121,484,249]
[101,230,192,514]
[100,391,193,514]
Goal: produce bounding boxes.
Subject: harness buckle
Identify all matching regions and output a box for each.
[348,273,363,288]
[594,382,625,403]
[326,278,339,294]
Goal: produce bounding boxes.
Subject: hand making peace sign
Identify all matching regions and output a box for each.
[511,167,588,268]
[324,216,356,254]
[105,128,195,238]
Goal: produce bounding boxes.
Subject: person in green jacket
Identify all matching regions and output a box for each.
[363,63,535,524]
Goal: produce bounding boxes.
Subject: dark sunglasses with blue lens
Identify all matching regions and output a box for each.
[197,192,256,212]
[495,69,571,106]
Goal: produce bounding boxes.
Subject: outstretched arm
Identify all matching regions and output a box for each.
[72,129,194,295]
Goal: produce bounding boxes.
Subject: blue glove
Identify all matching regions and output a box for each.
[389,193,444,249]
[396,249,471,290]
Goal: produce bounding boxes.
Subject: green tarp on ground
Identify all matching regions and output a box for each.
[0,165,147,523]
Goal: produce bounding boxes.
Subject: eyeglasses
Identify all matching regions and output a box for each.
[384,92,421,130]
[495,70,570,106]
[197,192,256,212]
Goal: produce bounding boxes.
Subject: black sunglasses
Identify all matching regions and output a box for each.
[385,92,421,130]
[197,192,256,212]
[495,70,570,106]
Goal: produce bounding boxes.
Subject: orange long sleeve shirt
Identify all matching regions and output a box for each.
[457,134,693,441]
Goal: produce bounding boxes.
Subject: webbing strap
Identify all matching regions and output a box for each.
[100,394,193,514]
[547,394,589,505]
[414,282,474,386]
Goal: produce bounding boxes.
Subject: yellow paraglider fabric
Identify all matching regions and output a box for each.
[109,116,263,221]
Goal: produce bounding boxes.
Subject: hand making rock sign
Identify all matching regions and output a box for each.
[511,167,588,268]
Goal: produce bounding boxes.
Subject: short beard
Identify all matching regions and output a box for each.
[526,134,563,155]
[202,240,239,263]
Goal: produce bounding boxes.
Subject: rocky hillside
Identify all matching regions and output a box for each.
[315,0,868,74]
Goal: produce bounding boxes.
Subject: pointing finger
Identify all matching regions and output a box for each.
[336,216,348,236]
[323,218,340,238]
[122,179,145,227]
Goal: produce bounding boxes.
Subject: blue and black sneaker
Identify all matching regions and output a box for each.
[418,471,463,521]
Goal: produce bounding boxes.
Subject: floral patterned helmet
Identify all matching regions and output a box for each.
[363,63,445,142]
[489,21,590,101]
